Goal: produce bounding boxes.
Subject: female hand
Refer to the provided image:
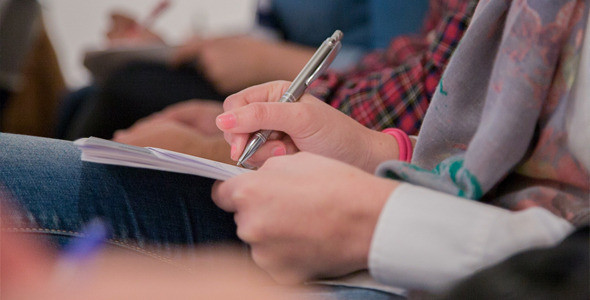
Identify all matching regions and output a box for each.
[113,119,232,164]
[145,99,225,136]
[216,81,399,172]
[211,152,399,284]
[105,12,164,47]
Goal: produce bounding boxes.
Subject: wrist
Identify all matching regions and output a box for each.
[361,129,401,173]
[381,128,413,163]
[351,175,400,271]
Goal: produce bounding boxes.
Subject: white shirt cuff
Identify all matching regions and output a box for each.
[369,183,574,292]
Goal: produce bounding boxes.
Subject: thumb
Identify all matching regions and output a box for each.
[237,139,298,168]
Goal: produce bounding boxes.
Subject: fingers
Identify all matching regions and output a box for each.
[218,102,303,133]
[217,81,325,163]
[211,167,281,244]
[218,97,323,137]
[217,101,316,162]
[109,12,136,24]
[222,81,292,112]
[212,180,256,243]
[113,117,164,141]
[106,12,139,40]
[160,100,224,126]
[211,168,269,214]
[235,139,296,167]
[211,179,240,213]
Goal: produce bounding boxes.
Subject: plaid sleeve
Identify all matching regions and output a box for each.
[309,0,478,135]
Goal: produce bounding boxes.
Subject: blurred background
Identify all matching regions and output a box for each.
[39,0,257,88]
[0,0,257,136]
[2,0,425,138]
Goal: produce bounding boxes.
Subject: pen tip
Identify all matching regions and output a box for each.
[237,149,250,167]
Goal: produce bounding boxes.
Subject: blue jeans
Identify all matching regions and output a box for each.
[0,133,403,300]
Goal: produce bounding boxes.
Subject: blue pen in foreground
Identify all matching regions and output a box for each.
[52,218,109,283]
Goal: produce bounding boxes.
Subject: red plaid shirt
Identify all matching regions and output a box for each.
[310,0,479,135]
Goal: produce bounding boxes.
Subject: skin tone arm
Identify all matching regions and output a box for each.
[212,152,399,283]
[113,119,232,164]
[0,230,289,299]
[216,81,401,173]
[112,100,233,164]
[0,202,288,299]
[172,36,316,94]
[105,12,164,47]
[102,12,316,95]
[212,81,404,283]
[113,77,403,169]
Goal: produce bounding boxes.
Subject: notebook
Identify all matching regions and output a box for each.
[83,45,176,85]
[74,137,251,181]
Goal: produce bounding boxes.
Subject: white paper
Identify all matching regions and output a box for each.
[74,137,251,180]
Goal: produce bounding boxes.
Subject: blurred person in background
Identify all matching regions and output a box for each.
[70,0,469,166]
[0,0,41,113]
[57,0,428,140]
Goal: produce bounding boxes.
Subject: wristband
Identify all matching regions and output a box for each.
[382,128,413,162]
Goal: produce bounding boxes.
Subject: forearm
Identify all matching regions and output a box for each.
[369,184,574,292]
[359,129,401,173]
[257,42,315,82]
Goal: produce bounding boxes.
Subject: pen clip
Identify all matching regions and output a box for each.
[305,41,342,86]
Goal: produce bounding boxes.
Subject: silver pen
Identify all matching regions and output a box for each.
[237,30,343,167]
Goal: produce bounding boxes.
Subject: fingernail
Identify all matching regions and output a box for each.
[271,146,286,157]
[217,113,236,129]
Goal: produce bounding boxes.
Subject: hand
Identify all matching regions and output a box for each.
[216,81,400,172]
[1,204,289,300]
[145,99,225,136]
[172,36,315,94]
[105,12,164,47]
[113,118,232,164]
[212,152,399,284]
[1,234,288,299]
[173,35,271,93]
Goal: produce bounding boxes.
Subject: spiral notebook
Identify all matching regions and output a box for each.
[74,137,250,181]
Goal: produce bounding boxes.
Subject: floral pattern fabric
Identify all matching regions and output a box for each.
[377,0,589,226]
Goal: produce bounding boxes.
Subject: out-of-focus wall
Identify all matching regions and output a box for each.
[38,0,257,88]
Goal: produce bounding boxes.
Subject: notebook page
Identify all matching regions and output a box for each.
[74,137,250,180]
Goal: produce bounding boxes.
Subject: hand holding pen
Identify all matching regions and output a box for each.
[142,0,172,29]
[234,30,343,168]
[106,0,171,46]
[218,29,400,172]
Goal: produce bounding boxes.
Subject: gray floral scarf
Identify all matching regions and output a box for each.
[377,0,589,226]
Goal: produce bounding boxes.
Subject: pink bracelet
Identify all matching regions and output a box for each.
[382,128,413,162]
